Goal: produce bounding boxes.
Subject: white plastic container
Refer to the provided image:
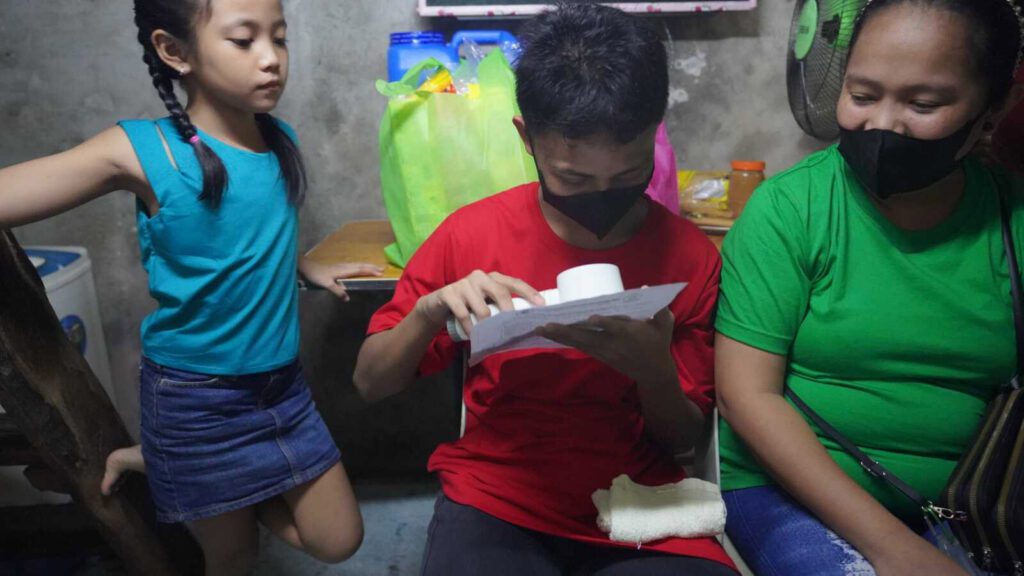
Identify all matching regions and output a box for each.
[23,246,114,405]
[0,246,113,506]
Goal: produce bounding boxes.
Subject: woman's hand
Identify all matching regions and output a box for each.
[869,535,969,576]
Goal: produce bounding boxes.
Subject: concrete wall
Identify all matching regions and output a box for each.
[0,0,822,478]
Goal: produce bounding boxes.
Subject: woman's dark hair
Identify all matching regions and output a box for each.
[133,0,306,207]
[849,0,1024,106]
[515,2,669,144]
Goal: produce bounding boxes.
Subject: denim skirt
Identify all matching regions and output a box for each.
[139,357,341,523]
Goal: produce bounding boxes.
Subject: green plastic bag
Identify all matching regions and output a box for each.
[377,51,537,267]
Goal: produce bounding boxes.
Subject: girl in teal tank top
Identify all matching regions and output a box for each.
[0,1,381,573]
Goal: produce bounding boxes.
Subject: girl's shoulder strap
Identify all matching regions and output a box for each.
[117,118,182,200]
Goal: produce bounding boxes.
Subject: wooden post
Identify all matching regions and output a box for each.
[0,230,202,575]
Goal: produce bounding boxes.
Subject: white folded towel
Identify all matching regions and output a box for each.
[592,474,726,545]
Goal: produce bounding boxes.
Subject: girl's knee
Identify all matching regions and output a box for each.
[304,522,364,564]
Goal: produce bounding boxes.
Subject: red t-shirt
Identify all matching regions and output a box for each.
[368,183,732,569]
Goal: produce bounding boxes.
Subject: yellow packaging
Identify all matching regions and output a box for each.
[419,69,453,93]
[679,169,733,219]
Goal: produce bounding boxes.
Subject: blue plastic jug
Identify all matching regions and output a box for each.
[387,30,519,82]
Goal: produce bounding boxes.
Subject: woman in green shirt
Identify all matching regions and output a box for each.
[716,1,1024,575]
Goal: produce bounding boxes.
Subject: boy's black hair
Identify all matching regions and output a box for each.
[515,2,669,144]
[133,0,306,208]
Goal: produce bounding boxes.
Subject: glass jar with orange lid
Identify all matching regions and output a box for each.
[728,160,766,218]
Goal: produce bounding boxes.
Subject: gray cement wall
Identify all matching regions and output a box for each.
[0,0,821,478]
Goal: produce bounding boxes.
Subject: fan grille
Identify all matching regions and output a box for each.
[787,0,866,140]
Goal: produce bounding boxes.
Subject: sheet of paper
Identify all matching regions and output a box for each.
[468,283,686,365]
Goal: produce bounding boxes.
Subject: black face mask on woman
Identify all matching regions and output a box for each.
[838,118,978,199]
[536,166,653,239]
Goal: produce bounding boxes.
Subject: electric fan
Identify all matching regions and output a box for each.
[787,0,867,140]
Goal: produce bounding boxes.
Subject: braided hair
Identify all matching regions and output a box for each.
[133,0,306,208]
[849,0,1024,106]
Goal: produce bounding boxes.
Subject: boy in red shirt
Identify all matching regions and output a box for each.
[354,4,735,575]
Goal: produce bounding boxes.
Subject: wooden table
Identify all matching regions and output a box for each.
[690,216,733,250]
[304,220,404,290]
[305,217,733,288]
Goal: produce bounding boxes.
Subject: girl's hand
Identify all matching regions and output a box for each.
[300,257,384,301]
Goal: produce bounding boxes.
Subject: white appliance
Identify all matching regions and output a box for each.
[0,246,114,506]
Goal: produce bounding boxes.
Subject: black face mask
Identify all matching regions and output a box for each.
[838,119,978,199]
[537,165,653,240]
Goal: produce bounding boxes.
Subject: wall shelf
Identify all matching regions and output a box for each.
[419,1,757,18]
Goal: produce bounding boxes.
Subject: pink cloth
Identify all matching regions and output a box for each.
[645,122,680,215]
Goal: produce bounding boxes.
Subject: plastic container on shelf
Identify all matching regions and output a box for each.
[387,29,519,82]
[727,160,766,218]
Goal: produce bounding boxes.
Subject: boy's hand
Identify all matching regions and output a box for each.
[300,257,384,302]
[414,270,545,337]
[538,308,676,383]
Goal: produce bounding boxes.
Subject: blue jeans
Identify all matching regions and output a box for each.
[724,486,1001,576]
[724,486,877,576]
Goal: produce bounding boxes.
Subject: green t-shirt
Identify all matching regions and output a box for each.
[716,145,1024,522]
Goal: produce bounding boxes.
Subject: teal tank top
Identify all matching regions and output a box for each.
[119,117,300,374]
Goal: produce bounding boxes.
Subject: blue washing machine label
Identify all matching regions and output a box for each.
[24,249,82,277]
[61,315,87,355]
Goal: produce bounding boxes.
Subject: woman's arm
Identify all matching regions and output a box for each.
[716,334,966,576]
